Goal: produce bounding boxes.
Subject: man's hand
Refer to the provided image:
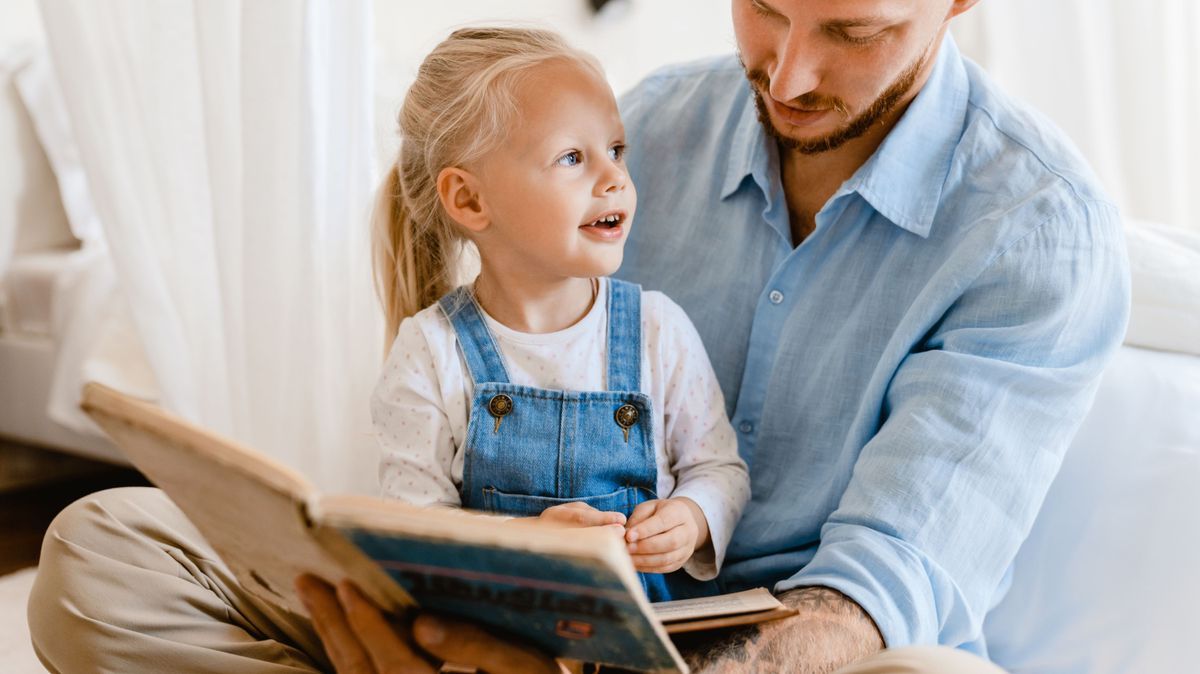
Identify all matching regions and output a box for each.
[675,586,884,673]
[295,574,563,674]
[624,497,710,573]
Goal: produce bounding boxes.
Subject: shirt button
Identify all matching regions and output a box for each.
[768,290,784,305]
[738,421,754,434]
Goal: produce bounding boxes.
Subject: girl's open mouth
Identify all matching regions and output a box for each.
[580,211,627,240]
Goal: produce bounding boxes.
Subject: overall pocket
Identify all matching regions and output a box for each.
[480,485,655,518]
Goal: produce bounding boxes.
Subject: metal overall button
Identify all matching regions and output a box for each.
[488,394,513,433]
[614,403,639,443]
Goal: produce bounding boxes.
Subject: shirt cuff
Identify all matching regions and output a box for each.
[774,523,959,648]
[669,485,735,581]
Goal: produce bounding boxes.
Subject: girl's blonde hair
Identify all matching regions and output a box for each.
[371,27,602,345]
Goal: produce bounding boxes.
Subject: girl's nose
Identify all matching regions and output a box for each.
[596,161,627,196]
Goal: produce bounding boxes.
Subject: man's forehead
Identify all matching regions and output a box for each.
[758,0,927,22]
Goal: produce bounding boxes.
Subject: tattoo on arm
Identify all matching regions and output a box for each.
[675,587,885,674]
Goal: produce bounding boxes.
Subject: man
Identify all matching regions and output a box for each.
[29,0,1128,672]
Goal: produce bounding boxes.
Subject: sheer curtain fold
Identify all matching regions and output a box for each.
[953,0,1200,234]
[39,0,382,492]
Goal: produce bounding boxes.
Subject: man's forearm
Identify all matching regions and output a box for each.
[677,587,884,674]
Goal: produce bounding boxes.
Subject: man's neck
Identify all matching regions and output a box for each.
[777,33,948,246]
[778,109,900,246]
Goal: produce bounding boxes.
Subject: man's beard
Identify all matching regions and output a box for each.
[741,45,931,155]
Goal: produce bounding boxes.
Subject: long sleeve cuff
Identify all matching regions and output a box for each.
[775,523,978,650]
[671,483,740,581]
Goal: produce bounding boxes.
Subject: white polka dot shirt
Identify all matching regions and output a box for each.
[372,277,750,579]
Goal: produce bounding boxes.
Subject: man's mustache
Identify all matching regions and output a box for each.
[744,67,850,117]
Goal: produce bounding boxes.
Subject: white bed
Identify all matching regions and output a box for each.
[1,46,123,464]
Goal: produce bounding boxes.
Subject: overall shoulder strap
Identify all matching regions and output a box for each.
[438,287,511,385]
[605,278,642,392]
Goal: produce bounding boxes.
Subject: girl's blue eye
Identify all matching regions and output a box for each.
[556,151,582,167]
[609,144,626,161]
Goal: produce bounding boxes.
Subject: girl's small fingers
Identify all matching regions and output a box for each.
[625,499,660,528]
[579,509,625,526]
[295,575,375,674]
[631,549,690,573]
[567,509,623,527]
[627,524,689,554]
[626,511,679,544]
[600,523,627,536]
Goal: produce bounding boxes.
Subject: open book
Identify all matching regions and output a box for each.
[81,383,794,673]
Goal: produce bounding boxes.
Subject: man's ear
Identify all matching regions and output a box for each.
[436,167,489,233]
[946,0,982,21]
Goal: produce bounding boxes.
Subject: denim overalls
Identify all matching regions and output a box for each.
[438,279,683,601]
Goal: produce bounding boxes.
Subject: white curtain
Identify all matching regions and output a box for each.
[953,1,1200,234]
[38,0,383,493]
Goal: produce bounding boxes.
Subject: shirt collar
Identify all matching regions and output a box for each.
[845,34,969,238]
[720,35,970,239]
[721,86,776,202]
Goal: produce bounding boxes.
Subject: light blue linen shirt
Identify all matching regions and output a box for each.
[615,36,1129,655]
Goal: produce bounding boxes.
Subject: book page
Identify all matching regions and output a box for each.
[653,587,783,623]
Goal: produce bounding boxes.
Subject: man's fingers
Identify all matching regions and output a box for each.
[413,614,562,674]
[296,574,375,674]
[337,582,438,674]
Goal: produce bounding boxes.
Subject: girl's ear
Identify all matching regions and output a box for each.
[436,167,490,233]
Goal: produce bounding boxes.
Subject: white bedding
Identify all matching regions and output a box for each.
[984,345,1200,673]
[0,247,89,338]
[0,245,127,463]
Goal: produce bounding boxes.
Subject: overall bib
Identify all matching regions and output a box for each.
[439,279,680,601]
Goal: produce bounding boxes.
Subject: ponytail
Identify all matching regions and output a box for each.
[371,162,456,347]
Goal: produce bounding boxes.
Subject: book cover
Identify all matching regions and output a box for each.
[80,382,688,672]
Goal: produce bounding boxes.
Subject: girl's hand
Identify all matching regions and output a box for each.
[537,501,627,530]
[624,497,710,573]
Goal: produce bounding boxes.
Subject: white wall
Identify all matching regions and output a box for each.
[0,0,43,47]
[372,1,736,164]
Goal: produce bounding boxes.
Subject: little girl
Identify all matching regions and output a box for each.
[369,27,749,602]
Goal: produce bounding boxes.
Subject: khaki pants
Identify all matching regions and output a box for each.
[28,488,1007,674]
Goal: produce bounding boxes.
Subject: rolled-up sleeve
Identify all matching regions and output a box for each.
[777,201,1131,648]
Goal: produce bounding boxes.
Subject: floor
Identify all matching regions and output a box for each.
[0,439,150,673]
[0,438,150,575]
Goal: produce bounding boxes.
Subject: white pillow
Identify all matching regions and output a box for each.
[1122,220,1200,356]
[13,48,104,246]
[983,345,1200,673]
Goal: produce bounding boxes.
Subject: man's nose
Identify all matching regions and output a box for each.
[770,30,821,102]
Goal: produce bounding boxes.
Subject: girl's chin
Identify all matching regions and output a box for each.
[568,253,624,280]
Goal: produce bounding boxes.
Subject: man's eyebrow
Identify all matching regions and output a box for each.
[824,15,894,29]
[751,0,896,28]
[751,0,786,16]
